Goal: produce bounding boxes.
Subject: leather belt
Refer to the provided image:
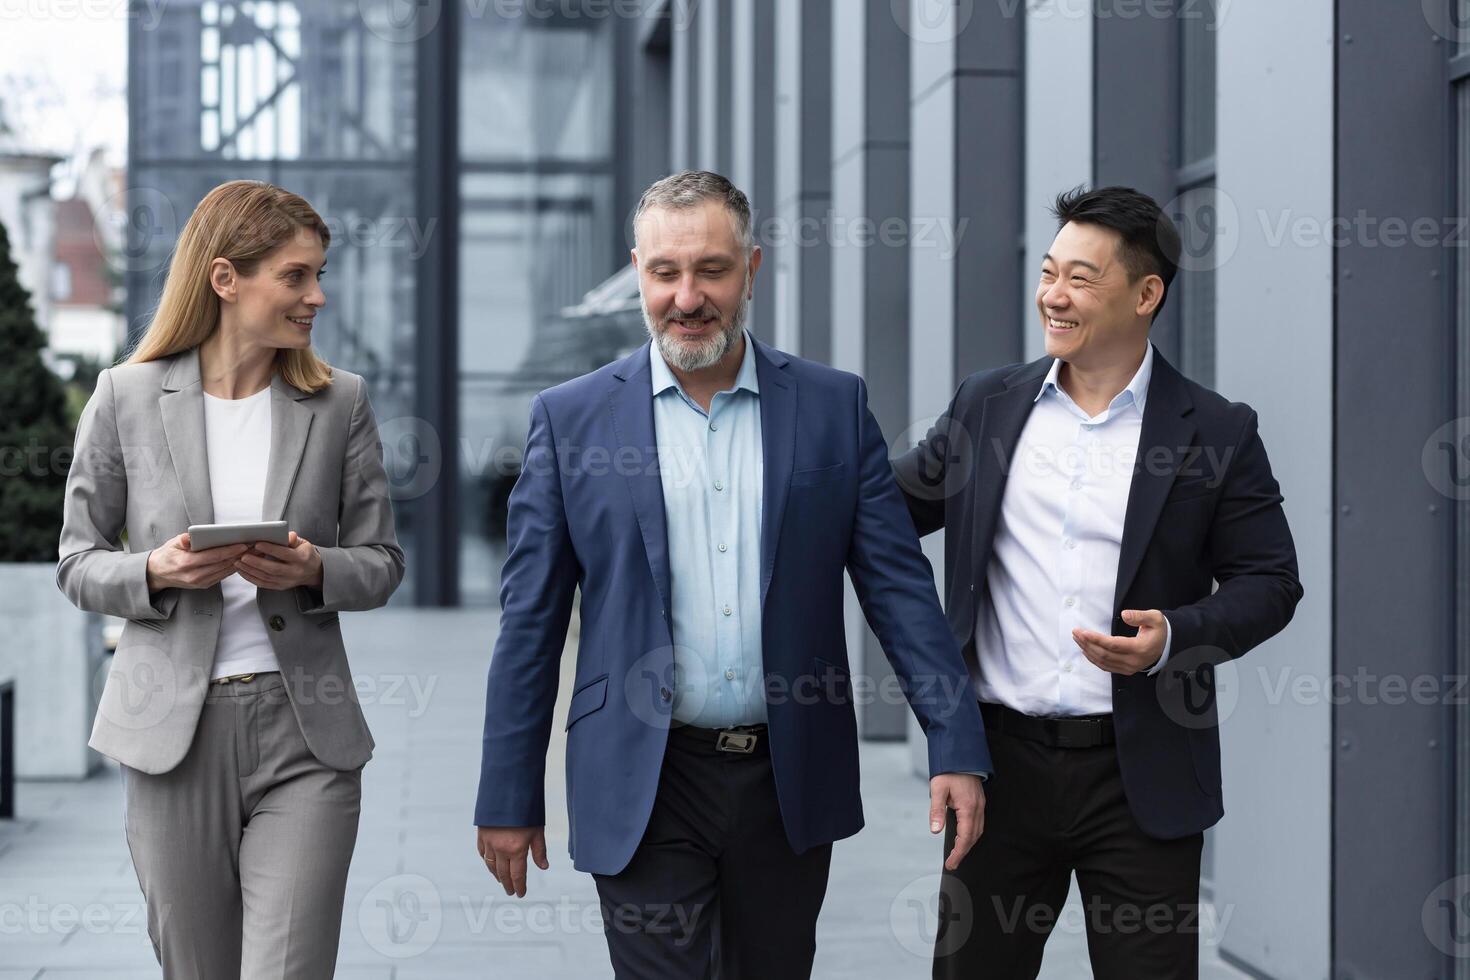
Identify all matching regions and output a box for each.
[670,723,769,755]
[980,701,1115,749]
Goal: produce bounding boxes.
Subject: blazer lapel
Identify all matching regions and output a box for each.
[753,340,795,610]
[262,371,316,523]
[610,344,673,622]
[157,348,318,529]
[968,357,1052,590]
[1111,348,1196,616]
[158,349,214,527]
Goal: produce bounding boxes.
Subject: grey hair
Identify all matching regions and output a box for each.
[632,170,755,255]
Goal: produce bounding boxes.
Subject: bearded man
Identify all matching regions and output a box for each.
[473,170,990,979]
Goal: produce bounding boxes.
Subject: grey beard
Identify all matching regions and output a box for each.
[643,283,751,373]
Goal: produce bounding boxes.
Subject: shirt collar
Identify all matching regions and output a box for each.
[650,330,760,399]
[1035,342,1154,416]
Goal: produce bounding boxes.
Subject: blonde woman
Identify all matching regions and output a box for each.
[56,180,404,978]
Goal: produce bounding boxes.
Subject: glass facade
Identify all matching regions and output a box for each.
[455,7,643,602]
[127,0,646,605]
[128,0,424,600]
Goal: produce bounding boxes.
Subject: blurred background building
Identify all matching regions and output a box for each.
[0,0,1439,975]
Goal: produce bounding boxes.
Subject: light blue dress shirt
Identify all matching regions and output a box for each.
[650,332,768,728]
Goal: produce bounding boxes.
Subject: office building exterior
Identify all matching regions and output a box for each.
[128,1,1467,974]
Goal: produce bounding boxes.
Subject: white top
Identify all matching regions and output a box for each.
[976,344,1172,717]
[202,386,281,680]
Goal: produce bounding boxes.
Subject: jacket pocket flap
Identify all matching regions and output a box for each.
[565,674,610,731]
[791,462,846,487]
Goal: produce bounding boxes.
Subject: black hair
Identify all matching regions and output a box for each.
[1050,186,1181,322]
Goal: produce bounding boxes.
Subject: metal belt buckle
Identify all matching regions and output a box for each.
[213,673,256,686]
[716,730,757,754]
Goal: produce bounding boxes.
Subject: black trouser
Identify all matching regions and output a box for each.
[593,724,832,980]
[934,704,1204,980]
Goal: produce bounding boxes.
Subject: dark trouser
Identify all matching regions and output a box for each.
[592,724,832,980]
[934,704,1204,980]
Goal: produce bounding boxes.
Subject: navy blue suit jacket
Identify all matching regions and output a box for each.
[475,338,990,875]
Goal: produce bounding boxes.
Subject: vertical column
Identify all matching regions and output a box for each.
[909,0,1024,392]
[1022,2,1092,362]
[1093,0,1181,360]
[831,2,913,740]
[695,0,732,173]
[1210,1,1333,976]
[414,0,459,606]
[669,0,695,171]
[906,0,1024,768]
[1335,0,1458,976]
[773,0,832,361]
[730,0,778,342]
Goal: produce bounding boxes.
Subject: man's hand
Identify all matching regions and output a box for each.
[929,773,986,871]
[1072,609,1167,675]
[234,531,324,592]
[476,825,548,898]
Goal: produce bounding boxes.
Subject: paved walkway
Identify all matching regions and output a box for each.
[0,609,1248,978]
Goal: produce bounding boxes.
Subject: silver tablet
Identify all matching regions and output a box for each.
[187,521,290,550]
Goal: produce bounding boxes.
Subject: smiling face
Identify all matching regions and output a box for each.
[632,198,760,373]
[210,230,327,352]
[1036,220,1163,369]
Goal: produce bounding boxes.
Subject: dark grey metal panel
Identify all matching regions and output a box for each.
[1093,0,1181,363]
[953,0,1025,379]
[747,0,778,345]
[953,74,1025,378]
[1335,0,1457,974]
[414,2,460,606]
[796,0,833,364]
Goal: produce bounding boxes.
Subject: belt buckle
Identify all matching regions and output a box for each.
[213,672,256,686]
[716,730,756,754]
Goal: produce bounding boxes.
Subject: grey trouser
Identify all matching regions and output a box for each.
[121,672,363,979]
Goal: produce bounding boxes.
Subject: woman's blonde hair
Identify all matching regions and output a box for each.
[126,180,334,393]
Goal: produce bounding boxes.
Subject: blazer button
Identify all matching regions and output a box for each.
[268,615,286,632]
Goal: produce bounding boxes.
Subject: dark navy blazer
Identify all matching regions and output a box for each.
[475,338,990,875]
[894,345,1304,839]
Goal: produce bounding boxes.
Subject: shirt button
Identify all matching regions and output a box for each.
[1064,663,1074,673]
[725,669,735,680]
[718,542,728,553]
[1064,538,1077,550]
[1070,479,1082,491]
[1064,597,1075,607]
[660,687,672,702]
[714,480,724,491]
[709,422,718,432]
[722,605,732,616]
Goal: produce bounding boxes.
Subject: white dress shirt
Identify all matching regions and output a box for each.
[975,345,1172,717]
[203,387,281,680]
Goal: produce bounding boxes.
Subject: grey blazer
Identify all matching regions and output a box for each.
[57,347,405,774]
